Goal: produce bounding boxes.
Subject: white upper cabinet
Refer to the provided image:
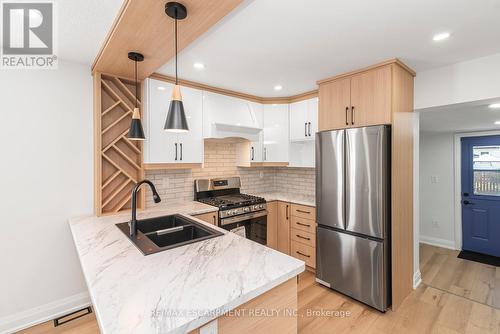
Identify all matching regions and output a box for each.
[263,104,289,162]
[203,91,263,142]
[175,86,204,163]
[143,78,203,164]
[289,98,318,141]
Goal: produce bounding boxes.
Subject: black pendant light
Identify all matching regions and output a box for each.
[164,2,189,133]
[127,51,145,140]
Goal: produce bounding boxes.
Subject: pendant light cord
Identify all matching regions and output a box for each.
[175,9,178,85]
[134,58,138,108]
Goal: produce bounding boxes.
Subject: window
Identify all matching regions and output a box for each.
[473,146,500,196]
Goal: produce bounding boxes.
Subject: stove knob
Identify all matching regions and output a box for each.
[259,204,264,209]
[226,210,233,216]
[243,207,250,213]
[253,205,259,210]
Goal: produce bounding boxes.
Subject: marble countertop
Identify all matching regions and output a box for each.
[249,192,316,207]
[69,201,305,334]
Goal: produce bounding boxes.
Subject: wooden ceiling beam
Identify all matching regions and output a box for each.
[92,0,244,79]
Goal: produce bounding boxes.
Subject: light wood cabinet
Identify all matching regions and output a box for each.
[291,240,316,268]
[193,212,218,225]
[318,61,407,131]
[318,77,351,131]
[350,66,392,127]
[266,201,278,249]
[277,201,291,254]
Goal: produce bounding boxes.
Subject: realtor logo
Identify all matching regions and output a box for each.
[1,1,57,69]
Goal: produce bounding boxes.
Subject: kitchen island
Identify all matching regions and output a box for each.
[69,201,305,334]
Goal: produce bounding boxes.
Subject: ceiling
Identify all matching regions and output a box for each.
[420,98,500,133]
[157,0,500,97]
[56,0,124,65]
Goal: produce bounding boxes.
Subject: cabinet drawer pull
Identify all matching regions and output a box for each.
[345,106,349,125]
[286,205,289,220]
[296,234,311,241]
[180,143,183,161]
[174,143,178,161]
[351,106,355,125]
[296,222,311,227]
[251,146,254,161]
[296,209,311,214]
[296,251,311,258]
[213,215,216,225]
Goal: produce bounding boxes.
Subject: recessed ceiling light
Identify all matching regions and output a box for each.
[495,120,500,125]
[489,103,500,109]
[157,86,166,90]
[193,62,205,69]
[273,85,283,91]
[433,32,450,41]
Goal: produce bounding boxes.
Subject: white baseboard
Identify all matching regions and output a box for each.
[413,270,422,289]
[420,235,457,250]
[0,292,91,334]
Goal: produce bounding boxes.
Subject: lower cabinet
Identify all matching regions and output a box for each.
[291,239,316,268]
[193,212,218,225]
[266,201,278,249]
[277,201,291,255]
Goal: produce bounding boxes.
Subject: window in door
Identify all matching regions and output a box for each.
[473,145,500,196]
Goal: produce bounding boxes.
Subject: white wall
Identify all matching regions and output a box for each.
[415,52,500,110]
[0,61,93,333]
[419,132,456,248]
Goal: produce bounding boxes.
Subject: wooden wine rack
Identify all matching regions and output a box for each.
[93,73,144,215]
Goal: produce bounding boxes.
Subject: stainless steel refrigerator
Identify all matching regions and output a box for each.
[315,125,391,311]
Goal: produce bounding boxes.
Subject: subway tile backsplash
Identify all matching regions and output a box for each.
[145,140,315,207]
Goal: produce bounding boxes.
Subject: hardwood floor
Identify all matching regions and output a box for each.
[17,313,99,334]
[18,245,500,334]
[420,243,500,309]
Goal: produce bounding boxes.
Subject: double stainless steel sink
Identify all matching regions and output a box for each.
[116,214,223,255]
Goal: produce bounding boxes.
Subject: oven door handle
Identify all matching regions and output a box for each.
[220,210,268,226]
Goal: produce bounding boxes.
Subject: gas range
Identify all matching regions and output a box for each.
[194,177,267,225]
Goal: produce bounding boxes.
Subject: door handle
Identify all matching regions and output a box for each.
[179,143,183,161]
[463,192,469,197]
[308,122,311,136]
[251,146,254,161]
[213,215,216,225]
[304,123,307,137]
[264,147,267,161]
[345,106,349,125]
[462,200,474,205]
[286,205,289,220]
[351,106,355,125]
[174,143,178,161]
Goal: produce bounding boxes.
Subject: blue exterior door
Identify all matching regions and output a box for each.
[461,135,500,257]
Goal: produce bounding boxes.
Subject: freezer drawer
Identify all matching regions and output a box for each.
[316,226,389,311]
[345,125,390,239]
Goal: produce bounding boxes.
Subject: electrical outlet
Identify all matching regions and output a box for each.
[431,176,439,184]
[199,320,217,334]
[432,220,439,228]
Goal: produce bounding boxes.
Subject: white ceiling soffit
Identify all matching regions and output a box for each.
[419,98,500,133]
[157,0,500,97]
